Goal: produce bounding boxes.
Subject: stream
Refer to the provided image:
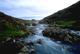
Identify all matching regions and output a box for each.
[24,24,75,54]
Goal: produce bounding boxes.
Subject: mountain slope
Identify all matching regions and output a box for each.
[40,1,80,30]
[0,12,30,39]
[41,1,80,24]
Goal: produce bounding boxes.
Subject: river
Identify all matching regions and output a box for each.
[24,24,76,54]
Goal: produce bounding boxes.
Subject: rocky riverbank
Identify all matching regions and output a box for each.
[42,27,80,44]
[0,12,36,54]
[0,37,36,54]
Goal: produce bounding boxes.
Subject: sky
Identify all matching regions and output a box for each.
[0,0,79,20]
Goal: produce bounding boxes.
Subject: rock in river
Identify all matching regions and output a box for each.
[42,27,80,44]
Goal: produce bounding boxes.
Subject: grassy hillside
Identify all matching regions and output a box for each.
[0,12,31,41]
[40,1,80,30]
[48,20,76,28]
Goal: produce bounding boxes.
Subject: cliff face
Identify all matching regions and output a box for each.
[41,1,80,23]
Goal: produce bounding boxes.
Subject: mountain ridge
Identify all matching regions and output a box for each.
[41,1,80,23]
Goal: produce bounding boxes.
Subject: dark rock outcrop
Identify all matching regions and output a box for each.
[0,39,23,54]
[42,27,80,44]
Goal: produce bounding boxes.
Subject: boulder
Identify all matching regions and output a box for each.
[42,27,80,44]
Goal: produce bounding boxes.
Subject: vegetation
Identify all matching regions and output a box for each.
[41,1,80,45]
[49,20,76,28]
[0,12,33,42]
[40,1,80,30]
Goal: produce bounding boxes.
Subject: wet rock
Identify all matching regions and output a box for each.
[26,40,34,46]
[36,39,43,44]
[0,39,22,54]
[21,46,29,52]
[0,37,35,54]
[29,48,35,54]
[42,27,80,44]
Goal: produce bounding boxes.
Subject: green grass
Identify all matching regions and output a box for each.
[55,20,76,28]
[0,30,26,37]
[0,22,29,42]
[0,30,27,42]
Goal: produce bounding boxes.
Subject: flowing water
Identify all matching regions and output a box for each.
[25,24,74,54]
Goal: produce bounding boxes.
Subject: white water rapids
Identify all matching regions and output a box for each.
[25,24,73,54]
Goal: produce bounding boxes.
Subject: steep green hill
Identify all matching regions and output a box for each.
[40,1,80,30]
[0,12,31,41]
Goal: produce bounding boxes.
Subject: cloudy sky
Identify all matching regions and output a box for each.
[0,0,79,20]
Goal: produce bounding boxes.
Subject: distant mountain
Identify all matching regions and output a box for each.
[22,16,43,20]
[41,1,80,23]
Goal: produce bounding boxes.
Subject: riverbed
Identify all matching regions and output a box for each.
[24,24,79,54]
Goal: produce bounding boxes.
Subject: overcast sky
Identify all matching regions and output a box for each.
[0,0,79,20]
